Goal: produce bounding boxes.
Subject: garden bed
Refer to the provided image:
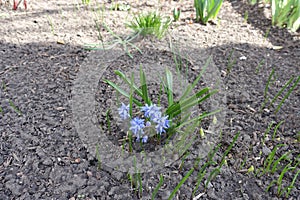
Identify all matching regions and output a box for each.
[0,0,299,199]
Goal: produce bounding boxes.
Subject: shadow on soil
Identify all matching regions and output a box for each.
[228,0,300,47]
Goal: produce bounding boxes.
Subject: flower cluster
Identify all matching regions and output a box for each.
[118,103,170,143]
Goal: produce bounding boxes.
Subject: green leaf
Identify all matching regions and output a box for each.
[179,56,211,102]
[275,75,300,114]
[140,65,151,105]
[168,168,194,200]
[152,174,164,200]
[177,109,220,129]
[105,80,142,106]
[115,70,143,97]
[129,73,135,117]
[165,67,174,106]
[169,89,218,118]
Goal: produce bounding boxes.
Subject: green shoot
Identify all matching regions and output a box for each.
[275,75,300,114]
[261,68,275,111]
[139,65,151,105]
[46,15,55,35]
[84,23,142,59]
[152,174,164,200]
[226,49,236,74]
[284,169,300,197]
[168,168,194,200]
[244,10,249,23]
[272,120,284,140]
[9,100,22,115]
[255,59,265,74]
[82,0,91,5]
[269,76,295,110]
[263,121,274,144]
[259,144,285,176]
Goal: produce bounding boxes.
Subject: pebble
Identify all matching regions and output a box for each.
[262,146,271,155]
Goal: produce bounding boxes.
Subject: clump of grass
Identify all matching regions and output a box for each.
[265,152,300,197]
[192,133,240,197]
[126,11,171,39]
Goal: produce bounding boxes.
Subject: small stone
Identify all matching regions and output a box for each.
[262,146,271,155]
[42,158,53,166]
[87,171,93,177]
[111,171,124,181]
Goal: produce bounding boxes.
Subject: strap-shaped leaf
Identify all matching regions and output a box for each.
[179,56,211,102]
[177,109,220,129]
[105,79,142,106]
[165,67,174,105]
[167,88,210,116]
[172,89,218,117]
[115,70,143,97]
[140,66,151,105]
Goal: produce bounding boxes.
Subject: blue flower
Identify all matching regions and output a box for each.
[142,135,148,143]
[129,117,145,138]
[118,103,130,120]
[155,115,170,135]
[145,121,152,127]
[141,104,161,121]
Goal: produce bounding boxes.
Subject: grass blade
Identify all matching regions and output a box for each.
[269,76,294,109]
[168,168,194,200]
[115,70,143,97]
[179,56,211,102]
[152,174,164,200]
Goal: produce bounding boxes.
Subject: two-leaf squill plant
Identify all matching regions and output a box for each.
[194,0,223,24]
[105,59,218,144]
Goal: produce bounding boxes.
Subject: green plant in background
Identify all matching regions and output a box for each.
[173,8,181,22]
[194,0,223,24]
[82,0,91,5]
[46,15,55,35]
[271,0,300,32]
[84,22,142,58]
[127,11,171,39]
